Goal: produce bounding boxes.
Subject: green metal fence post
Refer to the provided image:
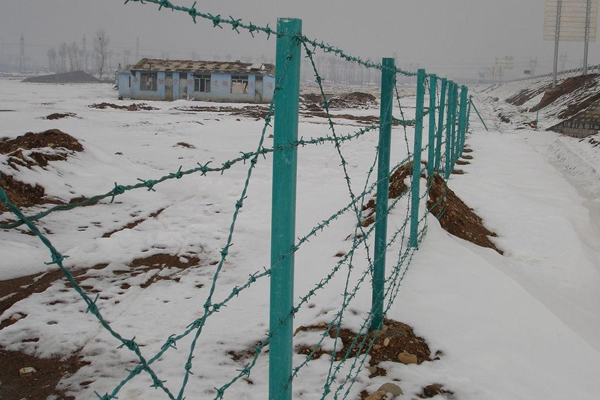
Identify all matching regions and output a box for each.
[427,74,437,177]
[460,86,469,154]
[409,69,426,248]
[371,58,395,331]
[444,82,454,179]
[450,84,459,168]
[269,17,302,400]
[435,78,447,172]
[466,94,472,135]
[470,98,489,131]
[456,85,468,159]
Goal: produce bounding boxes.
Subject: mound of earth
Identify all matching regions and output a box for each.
[90,102,158,111]
[301,91,378,110]
[359,162,501,254]
[22,71,100,84]
[427,174,502,255]
[534,74,600,119]
[0,129,83,213]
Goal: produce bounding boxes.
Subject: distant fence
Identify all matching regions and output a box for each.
[0,1,474,400]
[503,63,600,84]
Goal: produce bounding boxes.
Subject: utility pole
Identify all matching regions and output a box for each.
[19,34,25,73]
[135,37,140,62]
[552,0,563,88]
[584,0,592,74]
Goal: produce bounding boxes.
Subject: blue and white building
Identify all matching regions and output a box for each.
[117,58,275,103]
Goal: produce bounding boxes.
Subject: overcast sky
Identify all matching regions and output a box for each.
[1,0,598,79]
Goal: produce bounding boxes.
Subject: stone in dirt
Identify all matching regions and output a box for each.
[364,389,388,400]
[378,382,403,397]
[19,367,37,376]
[397,351,418,365]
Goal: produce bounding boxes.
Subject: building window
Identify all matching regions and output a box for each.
[140,72,157,91]
[231,74,249,94]
[195,74,211,93]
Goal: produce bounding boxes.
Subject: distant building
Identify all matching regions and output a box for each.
[117,58,275,103]
[549,100,600,138]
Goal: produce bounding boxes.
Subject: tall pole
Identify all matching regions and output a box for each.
[584,0,592,75]
[553,0,563,88]
[409,69,426,248]
[371,58,395,331]
[269,17,302,400]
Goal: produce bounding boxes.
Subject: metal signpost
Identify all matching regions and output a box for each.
[544,0,599,87]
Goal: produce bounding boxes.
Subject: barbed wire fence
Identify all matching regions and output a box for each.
[0,1,477,399]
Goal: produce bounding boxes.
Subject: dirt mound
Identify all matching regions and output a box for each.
[361,163,413,228]
[427,174,502,255]
[23,71,100,84]
[174,105,269,119]
[506,84,550,107]
[45,112,77,120]
[0,129,83,213]
[301,92,378,110]
[534,74,599,113]
[328,92,378,109]
[294,318,436,376]
[90,102,158,111]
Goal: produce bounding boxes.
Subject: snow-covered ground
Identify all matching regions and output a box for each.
[1,78,599,400]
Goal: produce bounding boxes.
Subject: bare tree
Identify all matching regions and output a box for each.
[94,29,110,80]
[47,48,57,72]
[58,42,68,73]
[68,42,80,71]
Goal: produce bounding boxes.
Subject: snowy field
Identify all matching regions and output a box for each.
[1,78,600,400]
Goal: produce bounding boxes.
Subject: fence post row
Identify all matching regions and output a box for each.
[409,69,426,248]
[466,94,472,135]
[444,82,454,179]
[459,86,469,155]
[427,74,437,178]
[450,84,459,169]
[456,86,467,161]
[371,58,396,331]
[435,78,447,173]
[269,17,302,400]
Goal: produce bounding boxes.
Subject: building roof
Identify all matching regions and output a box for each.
[131,58,275,75]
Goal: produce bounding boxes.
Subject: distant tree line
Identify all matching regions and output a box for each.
[46,29,111,79]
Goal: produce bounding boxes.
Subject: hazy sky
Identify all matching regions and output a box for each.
[1,0,598,79]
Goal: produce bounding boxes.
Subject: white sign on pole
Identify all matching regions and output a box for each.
[545,0,598,42]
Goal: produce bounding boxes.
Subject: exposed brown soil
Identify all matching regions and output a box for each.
[498,112,511,123]
[417,384,455,399]
[0,129,84,214]
[102,208,165,238]
[0,129,84,164]
[558,91,600,120]
[174,105,269,120]
[45,112,77,120]
[535,74,599,113]
[506,84,550,107]
[0,348,89,400]
[428,175,502,255]
[361,163,413,228]
[110,252,201,290]
[295,318,434,376]
[175,142,196,149]
[89,102,158,111]
[0,265,104,319]
[175,104,379,124]
[302,91,378,110]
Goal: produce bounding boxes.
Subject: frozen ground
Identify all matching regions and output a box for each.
[1,78,599,400]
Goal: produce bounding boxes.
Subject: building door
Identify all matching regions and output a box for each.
[165,72,173,101]
[179,73,188,99]
[255,75,263,103]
